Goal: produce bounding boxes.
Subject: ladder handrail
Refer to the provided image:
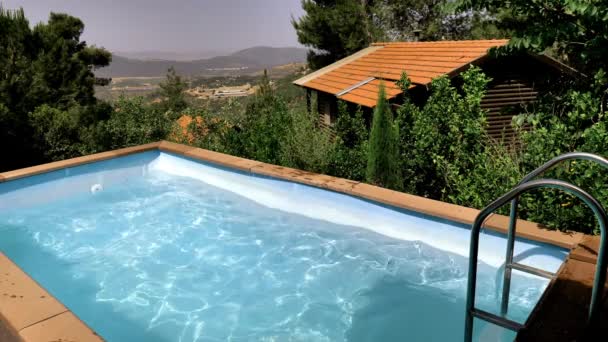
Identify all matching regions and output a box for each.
[464,178,608,342]
[502,152,608,315]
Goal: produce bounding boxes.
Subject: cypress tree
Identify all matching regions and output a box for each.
[366,82,402,190]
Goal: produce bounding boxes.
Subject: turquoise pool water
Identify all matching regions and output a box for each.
[0,152,566,341]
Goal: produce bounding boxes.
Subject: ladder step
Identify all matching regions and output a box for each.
[471,308,525,332]
[508,262,555,279]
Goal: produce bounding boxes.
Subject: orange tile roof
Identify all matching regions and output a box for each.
[297,39,509,108]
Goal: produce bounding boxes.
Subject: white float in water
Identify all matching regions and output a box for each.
[90,183,104,194]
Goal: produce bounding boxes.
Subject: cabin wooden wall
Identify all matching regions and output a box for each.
[477,55,565,143]
[482,76,538,141]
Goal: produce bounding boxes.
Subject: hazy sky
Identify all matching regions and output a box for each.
[2,0,305,53]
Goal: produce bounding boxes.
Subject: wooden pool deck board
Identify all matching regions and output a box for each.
[0,140,605,340]
[517,235,608,341]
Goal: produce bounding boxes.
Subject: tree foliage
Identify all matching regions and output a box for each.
[460,0,608,76]
[292,0,378,69]
[448,0,608,234]
[90,96,172,152]
[373,0,501,41]
[0,7,111,170]
[293,0,506,69]
[158,67,188,116]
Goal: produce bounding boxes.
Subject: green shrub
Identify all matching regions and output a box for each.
[509,72,608,234]
[237,72,292,164]
[178,110,241,155]
[442,139,524,213]
[280,106,335,174]
[88,96,172,152]
[29,104,87,160]
[398,67,490,198]
[328,102,369,181]
[441,69,608,235]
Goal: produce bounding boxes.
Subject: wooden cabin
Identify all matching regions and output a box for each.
[293,40,579,141]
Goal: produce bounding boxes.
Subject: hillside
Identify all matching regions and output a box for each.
[229,47,307,67]
[96,46,307,78]
[112,49,228,61]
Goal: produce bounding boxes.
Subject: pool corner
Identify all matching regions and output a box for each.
[0,253,103,341]
[517,235,608,340]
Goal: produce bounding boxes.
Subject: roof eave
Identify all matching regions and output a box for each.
[528,53,586,80]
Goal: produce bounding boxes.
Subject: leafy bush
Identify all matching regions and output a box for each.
[509,72,608,234]
[29,104,88,160]
[177,109,241,156]
[88,96,172,152]
[398,66,490,198]
[440,70,608,234]
[237,71,292,164]
[280,106,335,174]
[442,139,524,213]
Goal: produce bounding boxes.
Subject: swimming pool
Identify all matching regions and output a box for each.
[0,148,567,341]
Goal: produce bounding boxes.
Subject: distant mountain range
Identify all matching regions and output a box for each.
[112,49,230,61]
[96,46,308,78]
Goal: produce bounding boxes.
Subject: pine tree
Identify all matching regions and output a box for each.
[292,0,379,69]
[159,67,188,116]
[366,82,402,190]
[0,7,111,170]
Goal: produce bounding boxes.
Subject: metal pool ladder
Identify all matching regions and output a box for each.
[464,152,608,342]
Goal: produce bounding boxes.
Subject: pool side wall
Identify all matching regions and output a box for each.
[0,140,586,341]
[155,141,583,249]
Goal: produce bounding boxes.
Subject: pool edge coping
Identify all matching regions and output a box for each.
[155,140,584,250]
[0,140,585,250]
[0,140,590,341]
